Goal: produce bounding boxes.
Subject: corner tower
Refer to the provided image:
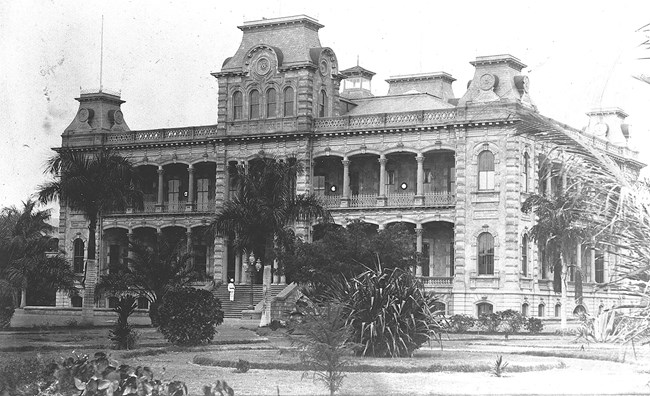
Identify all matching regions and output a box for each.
[212,15,343,135]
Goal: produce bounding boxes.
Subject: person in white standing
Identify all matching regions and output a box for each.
[227,279,235,302]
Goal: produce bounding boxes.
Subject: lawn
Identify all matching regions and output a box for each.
[1,321,649,395]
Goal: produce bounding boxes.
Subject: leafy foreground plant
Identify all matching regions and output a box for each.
[291,301,356,396]
[235,359,250,373]
[492,355,509,377]
[312,264,444,358]
[158,288,224,346]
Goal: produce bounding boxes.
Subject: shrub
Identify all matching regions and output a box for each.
[235,359,250,373]
[525,317,544,333]
[498,310,525,334]
[478,313,500,333]
[158,288,224,346]
[291,301,356,396]
[447,314,475,333]
[109,295,140,350]
[313,265,444,358]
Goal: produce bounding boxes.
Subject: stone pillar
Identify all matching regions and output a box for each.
[186,228,193,270]
[156,166,164,212]
[378,155,387,206]
[127,230,134,265]
[259,265,272,327]
[186,164,195,212]
[576,241,582,288]
[415,154,424,205]
[341,157,350,207]
[235,252,242,284]
[273,259,280,284]
[415,225,423,277]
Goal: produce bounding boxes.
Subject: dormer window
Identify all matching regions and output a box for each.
[249,90,260,119]
[319,90,327,117]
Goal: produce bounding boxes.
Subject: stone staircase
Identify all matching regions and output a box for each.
[213,283,288,319]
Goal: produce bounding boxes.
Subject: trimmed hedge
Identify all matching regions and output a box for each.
[158,288,224,346]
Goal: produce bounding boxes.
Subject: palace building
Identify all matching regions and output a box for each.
[39,15,644,324]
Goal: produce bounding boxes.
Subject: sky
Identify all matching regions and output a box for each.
[1,0,650,217]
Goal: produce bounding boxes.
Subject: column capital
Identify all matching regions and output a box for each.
[342,158,350,166]
[416,154,425,162]
[157,166,164,173]
[415,227,423,235]
[188,164,195,172]
[378,156,387,165]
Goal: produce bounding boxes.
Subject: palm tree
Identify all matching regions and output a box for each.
[95,236,201,326]
[0,200,75,317]
[211,156,329,282]
[38,150,142,263]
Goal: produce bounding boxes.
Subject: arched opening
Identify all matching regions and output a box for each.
[190,225,212,279]
[522,303,529,316]
[385,152,416,205]
[521,234,529,277]
[193,162,216,212]
[349,153,380,207]
[573,304,587,317]
[103,228,128,273]
[233,91,243,120]
[477,302,493,317]
[163,163,189,213]
[421,221,454,277]
[421,149,455,205]
[135,165,158,213]
[249,89,260,119]
[538,303,545,317]
[73,238,85,273]
[477,232,494,275]
[266,88,277,118]
[283,87,294,117]
[313,156,343,208]
[478,150,495,190]
[319,90,327,117]
[71,295,83,308]
[554,303,562,318]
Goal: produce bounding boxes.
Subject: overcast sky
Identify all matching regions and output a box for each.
[1,0,649,216]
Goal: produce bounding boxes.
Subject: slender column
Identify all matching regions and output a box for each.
[186,164,195,212]
[590,238,596,282]
[235,252,241,284]
[603,251,610,284]
[415,226,423,276]
[156,166,164,212]
[415,154,424,205]
[378,155,387,206]
[127,230,134,265]
[545,168,552,196]
[576,241,582,286]
[342,157,350,207]
[186,228,194,274]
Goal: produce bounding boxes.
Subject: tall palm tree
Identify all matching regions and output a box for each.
[211,156,330,282]
[0,200,75,315]
[38,150,142,262]
[95,236,201,327]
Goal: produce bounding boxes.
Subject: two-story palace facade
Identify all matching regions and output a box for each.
[51,15,644,323]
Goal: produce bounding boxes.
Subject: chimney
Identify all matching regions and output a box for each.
[458,54,534,108]
[385,72,455,102]
[585,108,629,146]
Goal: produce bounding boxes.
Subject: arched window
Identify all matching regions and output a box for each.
[522,303,529,316]
[266,88,277,118]
[71,295,82,308]
[319,89,327,117]
[283,87,294,116]
[137,297,149,310]
[554,303,561,317]
[523,152,530,192]
[595,251,604,283]
[478,150,495,190]
[73,239,85,273]
[477,232,494,275]
[521,234,529,277]
[477,302,493,317]
[249,90,260,119]
[232,91,243,120]
[538,303,545,317]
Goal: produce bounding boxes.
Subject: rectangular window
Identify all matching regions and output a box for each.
[595,253,604,283]
[424,168,432,184]
[168,179,180,203]
[313,175,325,194]
[109,244,120,270]
[479,171,495,190]
[387,170,395,185]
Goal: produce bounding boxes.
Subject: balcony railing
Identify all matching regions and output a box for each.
[314,109,458,132]
[317,194,342,208]
[350,194,377,208]
[386,192,415,206]
[105,200,216,215]
[424,192,455,206]
[419,276,453,287]
[104,125,220,146]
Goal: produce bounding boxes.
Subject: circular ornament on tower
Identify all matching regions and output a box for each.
[479,73,498,91]
[594,122,609,136]
[114,110,124,125]
[319,59,330,76]
[77,108,90,122]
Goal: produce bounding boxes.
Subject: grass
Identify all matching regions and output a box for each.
[192,355,567,373]
[512,350,624,363]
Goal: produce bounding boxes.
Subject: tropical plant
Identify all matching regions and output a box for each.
[291,301,356,396]
[108,295,139,350]
[446,314,476,333]
[210,156,329,282]
[95,236,201,327]
[492,355,509,377]
[311,263,443,358]
[0,200,75,321]
[38,149,142,263]
[525,317,544,333]
[157,288,224,346]
[284,221,418,287]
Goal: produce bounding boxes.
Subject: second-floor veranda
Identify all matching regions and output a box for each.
[313,149,456,209]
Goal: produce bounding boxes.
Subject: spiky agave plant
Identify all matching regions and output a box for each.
[492,355,509,377]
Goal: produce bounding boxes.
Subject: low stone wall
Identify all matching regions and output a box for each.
[270,283,302,321]
[10,307,152,328]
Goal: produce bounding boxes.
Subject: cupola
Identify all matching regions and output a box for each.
[340,65,375,99]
